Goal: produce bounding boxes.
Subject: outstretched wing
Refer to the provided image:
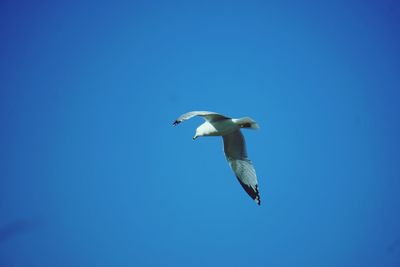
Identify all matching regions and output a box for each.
[223,130,261,205]
[173,111,230,126]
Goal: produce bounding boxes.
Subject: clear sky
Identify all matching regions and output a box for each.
[1,0,400,266]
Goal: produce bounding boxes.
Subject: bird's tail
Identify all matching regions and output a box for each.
[235,117,260,129]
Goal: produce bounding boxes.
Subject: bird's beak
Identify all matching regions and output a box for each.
[192,135,198,140]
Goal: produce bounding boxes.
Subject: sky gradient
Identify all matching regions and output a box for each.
[1,1,400,266]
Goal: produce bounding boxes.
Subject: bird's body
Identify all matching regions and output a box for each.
[194,119,238,138]
[173,111,261,205]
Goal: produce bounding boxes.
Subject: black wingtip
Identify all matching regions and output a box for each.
[236,177,261,206]
[254,186,261,206]
[172,120,180,126]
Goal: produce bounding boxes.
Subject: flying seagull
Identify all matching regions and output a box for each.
[173,111,261,205]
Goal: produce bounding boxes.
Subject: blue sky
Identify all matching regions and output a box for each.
[1,1,400,266]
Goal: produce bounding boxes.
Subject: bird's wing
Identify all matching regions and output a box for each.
[223,130,261,205]
[173,111,230,126]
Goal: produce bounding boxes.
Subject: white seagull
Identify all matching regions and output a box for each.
[173,111,261,205]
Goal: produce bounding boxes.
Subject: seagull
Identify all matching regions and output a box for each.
[173,111,261,205]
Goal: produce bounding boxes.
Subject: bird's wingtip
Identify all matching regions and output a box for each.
[172,120,180,126]
[254,185,261,205]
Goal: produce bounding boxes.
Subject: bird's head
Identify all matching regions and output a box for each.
[193,128,202,140]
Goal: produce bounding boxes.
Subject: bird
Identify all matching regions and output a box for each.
[173,111,261,205]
